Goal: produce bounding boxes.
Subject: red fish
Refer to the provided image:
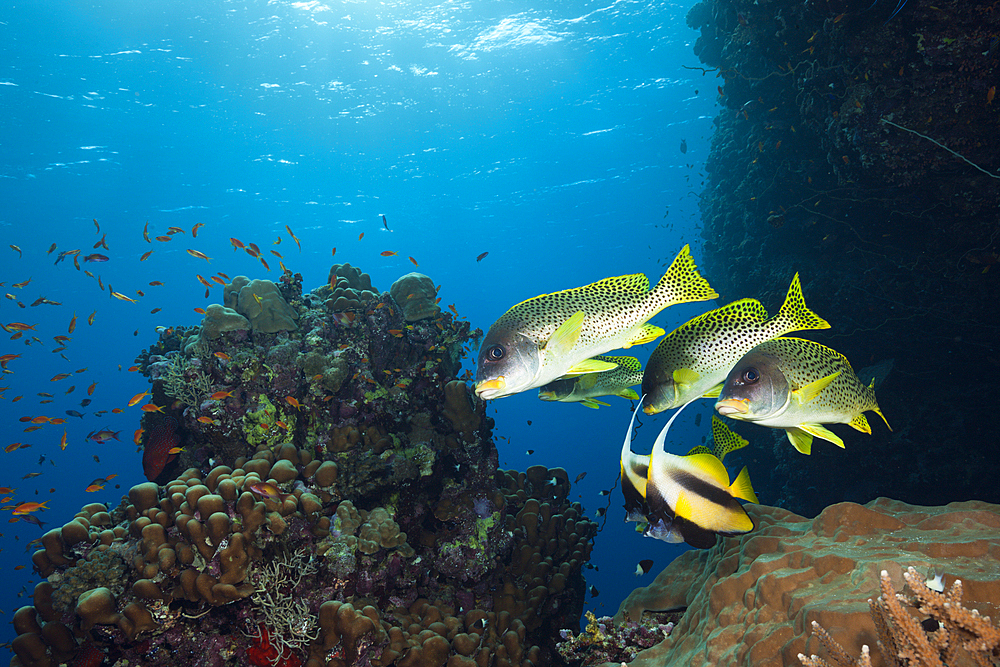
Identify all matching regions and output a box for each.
[143,417,180,481]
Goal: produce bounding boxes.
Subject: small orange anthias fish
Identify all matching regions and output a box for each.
[13,501,49,515]
[128,391,151,407]
[141,403,165,413]
[285,396,302,410]
[248,481,283,502]
[381,250,398,257]
[209,390,235,400]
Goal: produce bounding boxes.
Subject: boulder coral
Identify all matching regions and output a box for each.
[10,264,599,667]
[389,272,441,322]
[606,498,1000,667]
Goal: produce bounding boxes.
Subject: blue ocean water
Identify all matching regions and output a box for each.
[0,0,720,648]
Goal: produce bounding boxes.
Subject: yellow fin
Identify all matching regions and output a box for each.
[672,368,700,388]
[545,310,585,358]
[624,323,665,348]
[701,382,723,399]
[793,370,841,404]
[785,427,813,454]
[729,466,759,504]
[577,373,600,391]
[799,423,844,448]
[618,388,640,400]
[684,453,731,487]
[775,272,831,332]
[686,445,712,456]
[873,406,892,431]
[848,413,872,434]
[710,415,749,462]
[580,398,610,409]
[564,357,618,376]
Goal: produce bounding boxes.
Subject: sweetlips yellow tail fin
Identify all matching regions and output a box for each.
[785,427,813,454]
[651,244,719,310]
[624,323,665,348]
[729,466,759,504]
[800,423,844,448]
[686,445,712,456]
[702,382,723,399]
[711,415,749,462]
[580,398,610,409]
[564,357,618,376]
[618,388,640,400]
[774,272,830,333]
[848,413,872,434]
[672,368,700,389]
[545,310,585,358]
[793,370,841,404]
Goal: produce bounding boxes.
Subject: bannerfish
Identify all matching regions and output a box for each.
[715,337,891,454]
[475,245,717,400]
[642,273,829,415]
[142,417,180,481]
[538,355,643,408]
[630,399,758,548]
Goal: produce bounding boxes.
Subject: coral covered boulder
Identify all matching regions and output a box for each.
[235,278,299,333]
[609,499,1000,667]
[390,272,441,322]
[198,304,250,340]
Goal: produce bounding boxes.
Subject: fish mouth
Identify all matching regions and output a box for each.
[537,391,556,402]
[715,398,750,416]
[474,377,506,399]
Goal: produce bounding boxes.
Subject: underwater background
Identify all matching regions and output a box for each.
[2,0,998,664]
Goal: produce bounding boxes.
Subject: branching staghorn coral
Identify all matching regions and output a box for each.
[799,566,1000,667]
[248,546,320,662]
[161,355,213,407]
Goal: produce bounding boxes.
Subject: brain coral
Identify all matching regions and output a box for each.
[608,498,1000,667]
[389,272,441,322]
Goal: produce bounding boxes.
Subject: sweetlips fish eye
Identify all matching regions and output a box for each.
[742,367,760,384]
[487,345,505,361]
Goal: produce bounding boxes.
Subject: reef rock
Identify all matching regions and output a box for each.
[235,278,299,333]
[390,272,441,322]
[609,498,1000,667]
[198,304,250,340]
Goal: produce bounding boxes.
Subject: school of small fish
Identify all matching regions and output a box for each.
[1,215,452,545]
[476,249,891,549]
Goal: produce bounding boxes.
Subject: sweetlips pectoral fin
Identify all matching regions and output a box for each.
[563,358,618,376]
[793,370,842,404]
[799,423,845,448]
[848,413,872,434]
[618,388,641,400]
[544,310,586,358]
[580,398,610,409]
[623,323,666,348]
[702,382,724,399]
[672,368,701,389]
[578,373,600,391]
[785,427,814,454]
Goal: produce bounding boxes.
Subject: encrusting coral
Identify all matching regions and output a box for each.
[606,498,1000,667]
[11,263,599,667]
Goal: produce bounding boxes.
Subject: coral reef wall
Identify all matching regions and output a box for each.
[687,0,1000,515]
[11,267,597,667]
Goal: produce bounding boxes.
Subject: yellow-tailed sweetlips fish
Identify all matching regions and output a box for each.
[475,245,717,400]
[642,399,759,548]
[715,337,892,455]
[641,273,829,415]
[538,355,642,408]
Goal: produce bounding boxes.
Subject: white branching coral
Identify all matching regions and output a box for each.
[248,546,320,662]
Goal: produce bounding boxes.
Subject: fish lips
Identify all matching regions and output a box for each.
[474,376,507,399]
[715,398,750,416]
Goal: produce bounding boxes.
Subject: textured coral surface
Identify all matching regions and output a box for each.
[609,498,1000,667]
